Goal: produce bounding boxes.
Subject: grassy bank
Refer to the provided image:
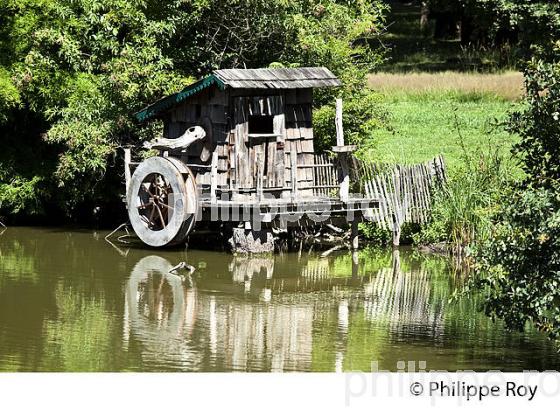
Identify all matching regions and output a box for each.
[360,71,523,249]
[363,71,522,171]
[369,71,524,100]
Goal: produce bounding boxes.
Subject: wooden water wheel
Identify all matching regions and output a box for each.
[127,156,197,247]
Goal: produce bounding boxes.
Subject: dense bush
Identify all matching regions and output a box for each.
[313,91,388,151]
[473,47,560,339]
[414,138,515,252]
[474,187,560,338]
[508,60,560,190]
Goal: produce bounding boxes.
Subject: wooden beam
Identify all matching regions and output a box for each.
[256,151,263,201]
[124,147,131,194]
[333,98,350,201]
[210,151,218,204]
[290,151,298,200]
[335,98,344,146]
[339,157,350,201]
[351,218,360,250]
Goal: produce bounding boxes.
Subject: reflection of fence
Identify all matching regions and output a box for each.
[362,252,445,337]
[359,155,446,231]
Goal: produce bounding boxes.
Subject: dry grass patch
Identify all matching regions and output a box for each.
[368,71,524,101]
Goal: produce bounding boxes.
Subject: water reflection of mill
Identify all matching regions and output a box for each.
[123,251,446,371]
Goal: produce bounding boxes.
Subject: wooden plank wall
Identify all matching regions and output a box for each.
[232,94,285,192]
[165,87,230,191]
[163,87,319,199]
[284,89,314,197]
[311,153,339,197]
[229,89,315,198]
[359,155,446,228]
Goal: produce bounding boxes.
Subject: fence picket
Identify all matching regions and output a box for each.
[358,157,446,229]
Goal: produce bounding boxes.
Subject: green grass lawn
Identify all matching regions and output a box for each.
[361,88,519,172]
[361,1,523,174]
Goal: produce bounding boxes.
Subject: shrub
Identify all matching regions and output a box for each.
[508,59,560,190]
[473,187,560,338]
[414,140,516,252]
[313,91,388,151]
[471,51,560,340]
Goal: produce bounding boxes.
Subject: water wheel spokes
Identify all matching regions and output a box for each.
[127,156,198,247]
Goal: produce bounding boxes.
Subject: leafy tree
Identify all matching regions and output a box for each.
[425,0,560,55]
[509,60,560,189]
[474,187,560,339]
[473,42,560,340]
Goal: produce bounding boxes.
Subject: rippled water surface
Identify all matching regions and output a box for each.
[0,227,559,372]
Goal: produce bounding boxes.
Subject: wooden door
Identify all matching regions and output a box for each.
[233,95,285,192]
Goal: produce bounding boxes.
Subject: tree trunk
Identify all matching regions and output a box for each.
[460,16,474,46]
[420,1,430,37]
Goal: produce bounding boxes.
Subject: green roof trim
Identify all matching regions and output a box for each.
[135,74,225,122]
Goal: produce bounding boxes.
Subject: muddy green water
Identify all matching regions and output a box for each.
[0,227,559,372]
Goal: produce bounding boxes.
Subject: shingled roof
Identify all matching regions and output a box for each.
[213,67,341,89]
[135,67,340,122]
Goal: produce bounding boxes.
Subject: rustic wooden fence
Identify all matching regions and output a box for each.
[311,152,340,197]
[356,155,446,242]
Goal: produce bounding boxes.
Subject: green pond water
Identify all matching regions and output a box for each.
[0,227,558,372]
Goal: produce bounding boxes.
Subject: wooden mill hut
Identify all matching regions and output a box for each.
[127,67,376,250]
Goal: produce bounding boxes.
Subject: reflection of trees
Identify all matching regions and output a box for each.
[41,284,116,371]
[3,228,560,372]
[0,237,38,285]
[0,229,161,371]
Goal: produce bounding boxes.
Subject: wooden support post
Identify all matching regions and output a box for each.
[351,216,360,251]
[392,214,401,247]
[352,251,359,278]
[336,98,344,146]
[290,150,298,200]
[392,248,401,275]
[210,151,218,204]
[124,147,131,194]
[339,156,350,201]
[335,98,350,201]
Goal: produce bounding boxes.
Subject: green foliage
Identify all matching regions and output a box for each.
[426,0,560,55]
[283,1,389,152]
[474,188,560,338]
[415,136,516,251]
[285,0,387,98]
[313,91,388,151]
[0,67,19,123]
[472,48,560,340]
[358,221,391,245]
[0,175,44,215]
[509,59,560,190]
[0,0,388,218]
[380,1,517,72]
